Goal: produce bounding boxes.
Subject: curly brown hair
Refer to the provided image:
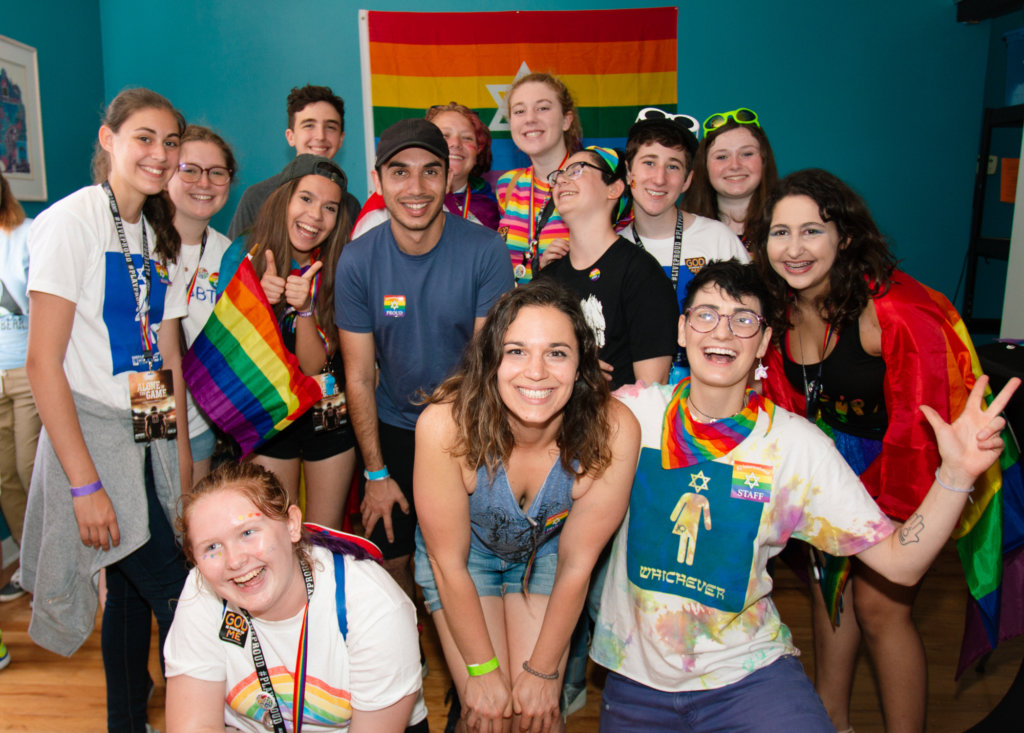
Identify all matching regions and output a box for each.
[248,176,350,353]
[90,88,186,263]
[749,168,896,336]
[685,119,778,231]
[427,280,612,479]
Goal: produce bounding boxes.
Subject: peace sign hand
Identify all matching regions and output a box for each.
[921,375,1020,489]
[260,250,286,305]
[285,260,322,312]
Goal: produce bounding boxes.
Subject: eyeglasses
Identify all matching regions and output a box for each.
[177,163,231,186]
[702,108,760,135]
[685,305,764,338]
[548,161,605,186]
[635,107,699,135]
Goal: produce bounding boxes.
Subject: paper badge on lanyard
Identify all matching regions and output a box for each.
[129,370,176,442]
[311,372,347,433]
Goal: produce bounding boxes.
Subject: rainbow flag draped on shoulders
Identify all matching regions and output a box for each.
[182,243,322,457]
[360,8,677,174]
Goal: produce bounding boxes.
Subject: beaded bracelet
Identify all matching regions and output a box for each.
[522,660,559,680]
[70,480,103,498]
[934,469,975,503]
[467,657,499,677]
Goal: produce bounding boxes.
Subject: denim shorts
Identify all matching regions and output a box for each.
[414,527,559,613]
[599,655,834,732]
[189,428,216,462]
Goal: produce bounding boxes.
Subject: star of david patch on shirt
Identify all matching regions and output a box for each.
[384,294,406,318]
[730,461,773,503]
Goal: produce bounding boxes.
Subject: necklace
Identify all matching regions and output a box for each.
[795,319,834,421]
[686,394,739,423]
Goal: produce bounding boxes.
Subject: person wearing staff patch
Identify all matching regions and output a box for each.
[591,261,1018,732]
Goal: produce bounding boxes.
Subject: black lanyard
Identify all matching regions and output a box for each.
[632,210,684,286]
[102,182,154,365]
[239,559,315,733]
[525,196,557,275]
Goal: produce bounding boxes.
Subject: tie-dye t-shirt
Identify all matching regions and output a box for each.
[496,167,570,284]
[164,545,427,731]
[591,382,892,692]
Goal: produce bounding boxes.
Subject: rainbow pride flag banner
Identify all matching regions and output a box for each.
[358,8,677,175]
[183,253,323,457]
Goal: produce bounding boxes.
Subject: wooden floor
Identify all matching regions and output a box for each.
[1,542,1022,732]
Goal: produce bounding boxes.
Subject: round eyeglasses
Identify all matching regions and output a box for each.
[548,161,605,186]
[177,163,231,186]
[685,305,764,338]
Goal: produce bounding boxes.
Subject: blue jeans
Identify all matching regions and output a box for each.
[102,448,188,732]
[599,656,835,732]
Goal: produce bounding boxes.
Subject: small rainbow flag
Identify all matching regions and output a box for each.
[359,8,677,174]
[183,253,323,457]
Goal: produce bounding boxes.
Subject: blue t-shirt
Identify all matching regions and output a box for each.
[334,213,513,429]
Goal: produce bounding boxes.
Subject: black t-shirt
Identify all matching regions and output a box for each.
[537,236,679,389]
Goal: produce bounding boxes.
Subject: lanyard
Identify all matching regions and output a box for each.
[524,152,569,269]
[240,559,315,733]
[632,210,684,286]
[102,182,154,365]
[462,186,471,219]
[185,229,208,305]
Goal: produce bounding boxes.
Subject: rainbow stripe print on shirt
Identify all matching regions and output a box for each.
[227,666,352,729]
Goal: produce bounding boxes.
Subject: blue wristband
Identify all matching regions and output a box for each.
[364,466,390,481]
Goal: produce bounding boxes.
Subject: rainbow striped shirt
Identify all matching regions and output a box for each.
[496,168,570,284]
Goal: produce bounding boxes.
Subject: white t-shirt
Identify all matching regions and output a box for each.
[179,227,233,439]
[27,185,187,410]
[621,214,749,307]
[591,383,893,692]
[165,545,427,731]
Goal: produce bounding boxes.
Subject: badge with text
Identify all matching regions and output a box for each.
[129,369,176,442]
[311,372,348,433]
[730,461,773,503]
[384,294,406,318]
[218,610,249,647]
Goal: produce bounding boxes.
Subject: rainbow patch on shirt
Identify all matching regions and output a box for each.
[730,461,773,503]
[589,268,601,281]
[544,509,569,531]
[155,261,170,283]
[384,295,406,318]
[208,272,219,288]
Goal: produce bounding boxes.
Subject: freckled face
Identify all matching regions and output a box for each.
[188,488,306,620]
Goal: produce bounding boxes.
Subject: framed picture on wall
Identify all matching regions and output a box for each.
[0,34,46,201]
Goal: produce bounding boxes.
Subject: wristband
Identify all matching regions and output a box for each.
[467,657,499,677]
[522,660,559,680]
[364,466,390,481]
[296,308,314,317]
[935,469,975,502]
[70,480,103,498]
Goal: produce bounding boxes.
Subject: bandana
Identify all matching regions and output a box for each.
[661,378,774,469]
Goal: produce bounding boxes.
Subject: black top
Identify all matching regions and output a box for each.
[782,324,888,438]
[537,236,679,389]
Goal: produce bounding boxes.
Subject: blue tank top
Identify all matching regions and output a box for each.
[468,458,577,563]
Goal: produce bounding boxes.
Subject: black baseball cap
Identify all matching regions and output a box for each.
[278,154,347,194]
[374,118,449,170]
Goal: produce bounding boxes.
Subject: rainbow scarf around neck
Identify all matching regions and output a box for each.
[183,251,323,456]
[661,378,773,469]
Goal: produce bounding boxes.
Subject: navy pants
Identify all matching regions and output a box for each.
[102,448,188,732]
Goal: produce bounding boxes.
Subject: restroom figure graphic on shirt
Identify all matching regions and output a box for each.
[670,472,712,565]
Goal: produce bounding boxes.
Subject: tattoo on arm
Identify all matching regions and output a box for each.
[898,514,925,545]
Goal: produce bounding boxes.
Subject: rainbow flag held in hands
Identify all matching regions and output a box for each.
[359,8,678,174]
[183,252,322,457]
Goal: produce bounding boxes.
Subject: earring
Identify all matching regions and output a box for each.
[754,360,768,381]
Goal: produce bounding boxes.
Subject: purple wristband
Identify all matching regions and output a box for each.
[70,480,103,498]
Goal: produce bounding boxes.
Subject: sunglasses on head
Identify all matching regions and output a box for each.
[702,108,760,135]
[635,107,700,136]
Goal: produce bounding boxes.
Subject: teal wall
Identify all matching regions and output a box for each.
[4,1,106,218]
[5,1,1004,303]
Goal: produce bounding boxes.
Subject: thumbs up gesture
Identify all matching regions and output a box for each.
[286,260,323,312]
[260,250,286,305]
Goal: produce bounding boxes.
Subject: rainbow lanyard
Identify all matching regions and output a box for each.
[185,229,208,305]
[462,186,471,219]
[284,252,329,351]
[240,559,314,733]
[661,377,773,469]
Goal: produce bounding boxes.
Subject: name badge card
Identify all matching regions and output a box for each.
[129,369,176,442]
[312,372,348,433]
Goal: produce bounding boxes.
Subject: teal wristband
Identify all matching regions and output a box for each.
[364,466,390,481]
[467,657,499,677]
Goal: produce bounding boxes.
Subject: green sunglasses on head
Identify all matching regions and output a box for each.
[702,108,759,135]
